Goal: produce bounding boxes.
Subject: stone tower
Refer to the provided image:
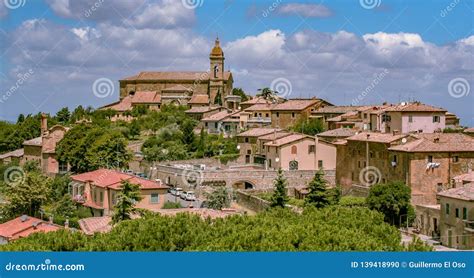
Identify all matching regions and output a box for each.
[209,37,225,106]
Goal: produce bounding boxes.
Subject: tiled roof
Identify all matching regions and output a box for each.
[258,132,291,141]
[0,215,61,241]
[453,172,474,183]
[71,169,169,190]
[383,102,446,113]
[131,91,161,104]
[464,127,474,133]
[326,111,359,122]
[188,94,209,104]
[346,132,408,143]
[121,71,232,81]
[388,133,474,153]
[161,84,192,91]
[201,110,231,122]
[240,97,271,105]
[237,128,282,137]
[317,128,358,138]
[23,137,42,146]
[264,134,312,147]
[313,106,368,114]
[102,96,133,112]
[437,184,474,201]
[271,99,320,111]
[79,217,112,235]
[185,106,220,114]
[0,148,24,160]
[244,103,274,111]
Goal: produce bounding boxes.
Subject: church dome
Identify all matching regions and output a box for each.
[210,38,224,57]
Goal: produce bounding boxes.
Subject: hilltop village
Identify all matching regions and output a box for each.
[0,38,473,251]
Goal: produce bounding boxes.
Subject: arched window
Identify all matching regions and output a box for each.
[291,145,297,154]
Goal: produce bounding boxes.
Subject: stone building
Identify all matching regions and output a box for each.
[270,99,331,129]
[107,38,235,111]
[0,148,24,165]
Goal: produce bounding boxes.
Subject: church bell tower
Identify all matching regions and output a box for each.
[209,37,225,106]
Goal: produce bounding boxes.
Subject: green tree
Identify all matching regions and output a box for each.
[17,114,25,124]
[206,187,231,210]
[214,90,222,106]
[270,168,289,208]
[128,119,141,139]
[112,180,142,224]
[366,181,412,226]
[291,117,325,136]
[56,107,71,124]
[180,119,196,149]
[305,170,331,208]
[232,88,249,102]
[257,87,279,102]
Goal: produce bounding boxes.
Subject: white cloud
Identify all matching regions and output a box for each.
[277,3,333,18]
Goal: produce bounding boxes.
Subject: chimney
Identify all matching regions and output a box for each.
[41,113,48,135]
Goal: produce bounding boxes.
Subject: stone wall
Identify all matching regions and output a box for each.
[235,190,270,213]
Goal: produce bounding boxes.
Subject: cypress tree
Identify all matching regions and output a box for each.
[305,169,331,208]
[270,168,289,208]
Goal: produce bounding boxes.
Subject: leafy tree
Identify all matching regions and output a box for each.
[305,170,331,208]
[128,120,141,139]
[56,107,71,124]
[257,87,279,103]
[180,119,196,149]
[206,187,231,210]
[162,201,183,209]
[291,117,325,136]
[232,88,249,102]
[17,114,25,124]
[270,168,289,208]
[112,180,142,224]
[366,181,412,226]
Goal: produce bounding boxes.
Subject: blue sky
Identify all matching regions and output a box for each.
[0,0,473,125]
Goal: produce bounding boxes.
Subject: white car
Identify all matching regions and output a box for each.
[185,191,196,201]
[174,188,183,197]
[180,191,187,200]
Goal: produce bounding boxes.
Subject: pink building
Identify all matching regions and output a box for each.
[70,169,169,217]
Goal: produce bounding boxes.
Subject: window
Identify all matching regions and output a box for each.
[364,114,367,119]
[453,156,459,163]
[99,191,104,204]
[308,145,315,154]
[214,123,218,129]
[276,112,279,118]
[150,193,159,204]
[205,122,208,127]
[408,115,413,123]
[291,145,297,154]
[433,116,440,123]
[455,208,460,218]
[382,114,391,122]
[291,112,295,118]
[254,113,257,117]
[265,113,269,117]
[245,137,249,143]
[445,203,450,215]
[427,155,433,163]
[318,160,323,169]
[111,192,117,205]
[268,159,272,168]
[392,155,398,163]
[463,207,467,220]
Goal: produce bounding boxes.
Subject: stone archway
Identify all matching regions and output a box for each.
[232,180,256,190]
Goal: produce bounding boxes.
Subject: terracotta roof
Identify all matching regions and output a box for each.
[271,99,320,111]
[0,215,61,241]
[238,128,282,137]
[464,128,474,133]
[23,137,42,146]
[71,169,169,190]
[388,133,474,153]
[318,128,358,138]
[326,111,359,122]
[188,94,209,104]
[102,96,133,112]
[346,132,409,143]
[258,132,291,141]
[131,91,161,104]
[185,106,220,114]
[383,102,446,113]
[437,184,474,201]
[202,110,238,122]
[264,134,312,147]
[244,103,274,111]
[453,172,474,183]
[121,71,231,81]
[79,216,112,235]
[240,97,272,105]
[0,148,24,160]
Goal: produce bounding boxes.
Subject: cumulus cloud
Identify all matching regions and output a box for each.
[277,3,333,18]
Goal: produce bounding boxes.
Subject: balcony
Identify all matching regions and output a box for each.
[247,117,271,124]
[463,220,474,233]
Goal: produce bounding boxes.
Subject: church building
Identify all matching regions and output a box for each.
[104,38,238,112]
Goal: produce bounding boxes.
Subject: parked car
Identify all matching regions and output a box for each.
[135,172,147,179]
[169,188,176,195]
[125,169,134,175]
[171,187,182,197]
[185,191,196,201]
[180,191,187,200]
